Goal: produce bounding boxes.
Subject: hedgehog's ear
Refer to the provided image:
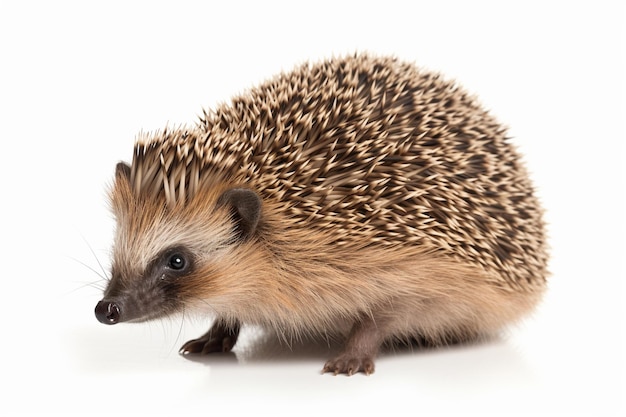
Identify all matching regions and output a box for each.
[116,162,131,182]
[217,188,262,240]
[111,162,133,218]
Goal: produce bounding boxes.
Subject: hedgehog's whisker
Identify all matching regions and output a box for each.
[168,306,186,355]
[67,255,109,283]
[80,234,108,279]
[65,236,111,295]
[64,278,106,295]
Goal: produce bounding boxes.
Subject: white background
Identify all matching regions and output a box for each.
[1,1,624,416]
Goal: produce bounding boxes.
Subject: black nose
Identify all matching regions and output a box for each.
[95,300,121,324]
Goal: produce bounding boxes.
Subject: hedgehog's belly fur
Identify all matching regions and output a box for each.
[187,231,543,346]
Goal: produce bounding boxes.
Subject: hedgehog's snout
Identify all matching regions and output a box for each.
[95,300,121,325]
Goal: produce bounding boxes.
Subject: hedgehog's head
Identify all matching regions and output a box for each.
[95,131,264,325]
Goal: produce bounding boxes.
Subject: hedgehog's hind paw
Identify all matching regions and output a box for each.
[322,314,384,376]
[322,354,375,376]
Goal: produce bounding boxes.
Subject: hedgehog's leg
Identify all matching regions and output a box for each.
[322,315,383,376]
[179,319,240,355]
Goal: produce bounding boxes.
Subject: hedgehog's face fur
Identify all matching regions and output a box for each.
[94,162,264,325]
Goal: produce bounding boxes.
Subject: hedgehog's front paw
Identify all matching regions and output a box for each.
[322,354,375,376]
[179,320,240,355]
[179,334,236,355]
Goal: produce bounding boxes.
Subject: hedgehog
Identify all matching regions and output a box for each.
[95,54,548,375]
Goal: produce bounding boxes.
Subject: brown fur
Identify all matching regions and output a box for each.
[103,54,548,375]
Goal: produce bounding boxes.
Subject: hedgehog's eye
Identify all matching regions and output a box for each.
[168,254,186,270]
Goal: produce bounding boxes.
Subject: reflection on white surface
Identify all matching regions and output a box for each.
[50,319,551,415]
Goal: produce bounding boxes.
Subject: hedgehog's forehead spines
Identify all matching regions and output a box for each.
[130,128,240,207]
